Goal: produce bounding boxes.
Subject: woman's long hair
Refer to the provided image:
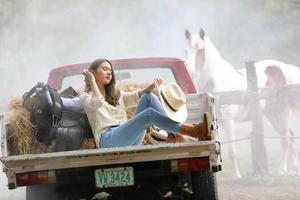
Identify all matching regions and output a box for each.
[85,58,120,106]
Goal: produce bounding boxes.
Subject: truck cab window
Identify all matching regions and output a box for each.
[60,67,176,91]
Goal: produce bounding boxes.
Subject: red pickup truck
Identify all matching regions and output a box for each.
[1,57,221,200]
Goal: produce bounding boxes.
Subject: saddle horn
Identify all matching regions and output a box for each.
[199,29,205,39]
[185,29,191,39]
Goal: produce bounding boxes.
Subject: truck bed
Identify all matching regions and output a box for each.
[1,93,220,189]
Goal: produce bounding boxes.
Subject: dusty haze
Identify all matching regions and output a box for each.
[1,0,300,199]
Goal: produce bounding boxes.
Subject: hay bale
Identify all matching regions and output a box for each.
[6,96,47,155]
[118,82,149,92]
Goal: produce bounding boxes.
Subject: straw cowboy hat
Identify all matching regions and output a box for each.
[157,82,187,122]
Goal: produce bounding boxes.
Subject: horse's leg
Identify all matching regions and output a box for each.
[264,99,299,175]
[287,130,300,175]
[279,130,289,175]
[220,119,242,178]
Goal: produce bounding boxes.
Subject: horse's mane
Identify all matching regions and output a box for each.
[204,36,222,66]
[204,36,235,72]
[200,36,246,91]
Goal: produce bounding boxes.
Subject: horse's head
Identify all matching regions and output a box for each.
[184,29,237,92]
[185,29,206,73]
[265,65,287,87]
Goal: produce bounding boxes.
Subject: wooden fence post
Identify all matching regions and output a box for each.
[246,60,269,176]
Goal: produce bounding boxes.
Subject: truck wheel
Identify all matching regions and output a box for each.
[26,185,63,200]
[191,170,218,200]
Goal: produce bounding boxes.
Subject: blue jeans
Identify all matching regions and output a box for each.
[100,93,181,148]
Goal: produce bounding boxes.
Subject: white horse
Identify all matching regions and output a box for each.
[185,29,300,178]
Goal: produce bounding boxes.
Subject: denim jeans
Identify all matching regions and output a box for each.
[100,92,181,148]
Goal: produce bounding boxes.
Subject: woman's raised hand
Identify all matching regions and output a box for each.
[139,77,164,97]
[83,69,103,98]
[145,77,163,92]
[153,77,163,89]
[82,69,95,84]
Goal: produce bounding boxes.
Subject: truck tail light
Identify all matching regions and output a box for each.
[16,170,56,187]
[171,157,210,172]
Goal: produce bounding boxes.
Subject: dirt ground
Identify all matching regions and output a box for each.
[216,146,300,200]
[214,113,300,200]
[216,117,300,200]
[218,175,300,200]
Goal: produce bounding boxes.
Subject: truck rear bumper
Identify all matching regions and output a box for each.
[2,141,221,189]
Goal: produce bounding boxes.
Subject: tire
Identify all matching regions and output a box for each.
[191,170,218,200]
[26,184,63,200]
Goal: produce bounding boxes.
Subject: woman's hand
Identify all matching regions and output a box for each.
[139,77,163,97]
[83,69,103,99]
[82,69,96,85]
[151,77,163,90]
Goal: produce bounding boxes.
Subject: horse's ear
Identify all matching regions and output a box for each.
[185,29,191,39]
[199,29,205,39]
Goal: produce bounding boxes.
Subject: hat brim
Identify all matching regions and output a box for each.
[157,88,187,123]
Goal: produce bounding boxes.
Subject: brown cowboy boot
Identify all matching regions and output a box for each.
[180,112,213,140]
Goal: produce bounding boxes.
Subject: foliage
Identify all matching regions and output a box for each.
[249,0,300,11]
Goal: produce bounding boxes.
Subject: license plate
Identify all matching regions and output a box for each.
[94,167,134,188]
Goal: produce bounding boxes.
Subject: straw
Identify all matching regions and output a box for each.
[7,96,47,155]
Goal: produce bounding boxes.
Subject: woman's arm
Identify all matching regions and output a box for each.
[80,69,105,112]
[122,78,163,108]
[138,77,163,97]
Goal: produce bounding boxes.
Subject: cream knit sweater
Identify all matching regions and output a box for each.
[79,90,140,148]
